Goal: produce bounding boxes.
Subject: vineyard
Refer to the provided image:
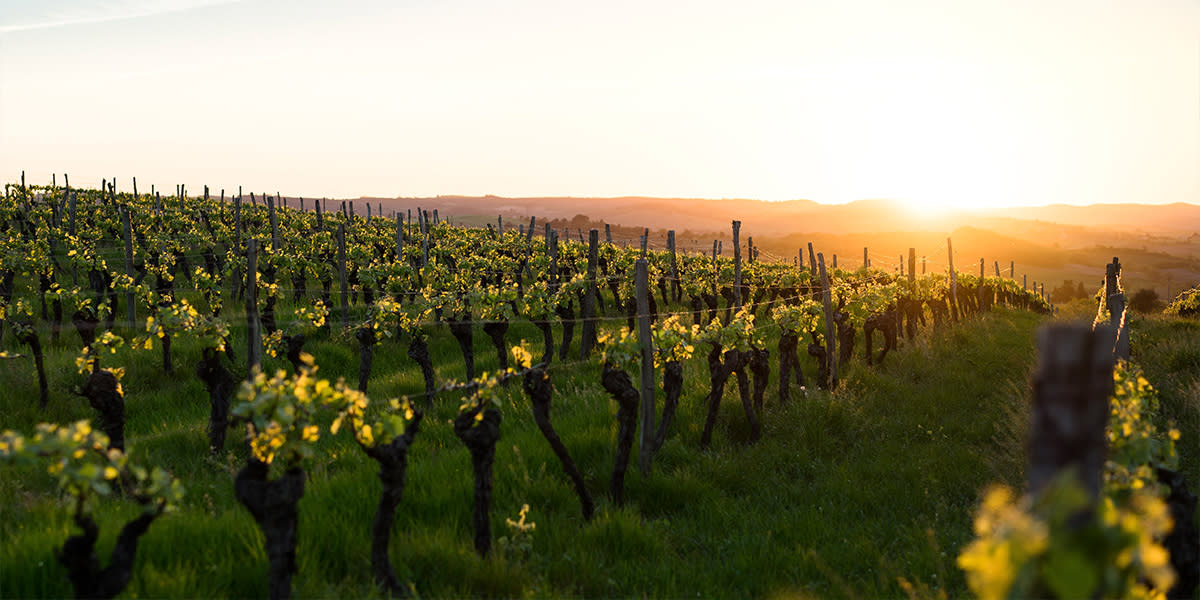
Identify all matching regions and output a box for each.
[0,178,1193,598]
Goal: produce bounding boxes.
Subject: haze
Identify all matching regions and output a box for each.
[2,0,1197,211]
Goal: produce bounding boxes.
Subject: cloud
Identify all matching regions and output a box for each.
[0,0,244,34]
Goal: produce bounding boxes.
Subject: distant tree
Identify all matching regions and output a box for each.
[1129,288,1164,313]
[1050,280,1079,304]
[1075,281,1086,300]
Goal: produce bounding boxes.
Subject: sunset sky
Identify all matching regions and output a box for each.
[1,0,1197,211]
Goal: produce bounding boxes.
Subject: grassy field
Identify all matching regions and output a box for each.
[0,302,1193,598]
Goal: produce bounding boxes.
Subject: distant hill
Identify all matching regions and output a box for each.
[361,195,1200,238]
[342,194,1199,300]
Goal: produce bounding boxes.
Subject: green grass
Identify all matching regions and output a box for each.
[3,303,1191,598]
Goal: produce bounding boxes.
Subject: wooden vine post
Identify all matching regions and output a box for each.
[1029,323,1113,499]
[817,253,837,390]
[268,194,279,252]
[395,213,403,262]
[667,230,680,301]
[864,247,869,269]
[246,239,262,374]
[907,248,916,286]
[1105,257,1130,360]
[947,237,958,321]
[580,229,599,358]
[732,220,742,309]
[711,240,719,300]
[121,207,136,329]
[635,259,655,475]
[807,243,817,278]
[337,224,349,328]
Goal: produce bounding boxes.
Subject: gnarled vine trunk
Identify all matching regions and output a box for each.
[235,461,305,600]
[482,320,509,373]
[524,368,594,521]
[364,414,423,593]
[80,370,124,451]
[777,332,805,404]
[196,348,235,455]
[601,363,639,505]
[700,345,743,449]
[58,510,159,599]
[356,326,375,393]
[454,406,502,557]
[447,317,476,380]
[653,361,684,452]
[406,338,436,407]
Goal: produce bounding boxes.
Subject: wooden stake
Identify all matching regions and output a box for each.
[635,258,655,476]
[947,237,958,321]
[246,239,263,375]
[338,224,349,327]
[580,229,599,358]
[122,207,136,329]
[817,253,837,390]
[1029,323,1113,499]
[732,220,742,310]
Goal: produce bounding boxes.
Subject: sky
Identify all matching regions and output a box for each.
[1,0,1197,211]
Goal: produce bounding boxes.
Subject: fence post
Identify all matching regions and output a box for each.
[1029,323,1112,499]
[864,247,869,269]
[1105,258,1129,360]
[636,258,655,475]
[817,253,837,390]
[246,239,263,375]
[580,229,599,358]
[668,230,680,301]
[947,237,958,321]
[268,193,279,252]
[732,221,742,310]
[122,207,136,330]
[338,224,349,328]
[395,213,404,263]
[711,240,719,301]
[908,248,916,286]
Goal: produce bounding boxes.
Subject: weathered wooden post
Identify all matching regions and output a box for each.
[121,207,136,329]
[1029,323,1113,499]
[246,239,263,375]
[947,237,958,321]
[908,248,916,286]
[864,247,869,269]
[338,224,349,328]
[1105,258,1129,360]
[636,259,655,475]
[817,253,837,390]
[667,230,680,301]
[732,221,742,310]
[580,229,599,358]
[268,193,279,252]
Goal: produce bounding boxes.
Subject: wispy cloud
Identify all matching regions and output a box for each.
[0,0,245,34]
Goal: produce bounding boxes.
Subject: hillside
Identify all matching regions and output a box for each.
[340,195,1199,301]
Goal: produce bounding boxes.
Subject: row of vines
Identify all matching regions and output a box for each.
[0,177,1136,598]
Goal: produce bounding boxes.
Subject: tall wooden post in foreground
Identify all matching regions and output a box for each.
[1029,324,1113,499]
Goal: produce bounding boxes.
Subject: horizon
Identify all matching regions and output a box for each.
[2,1,1197,211]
